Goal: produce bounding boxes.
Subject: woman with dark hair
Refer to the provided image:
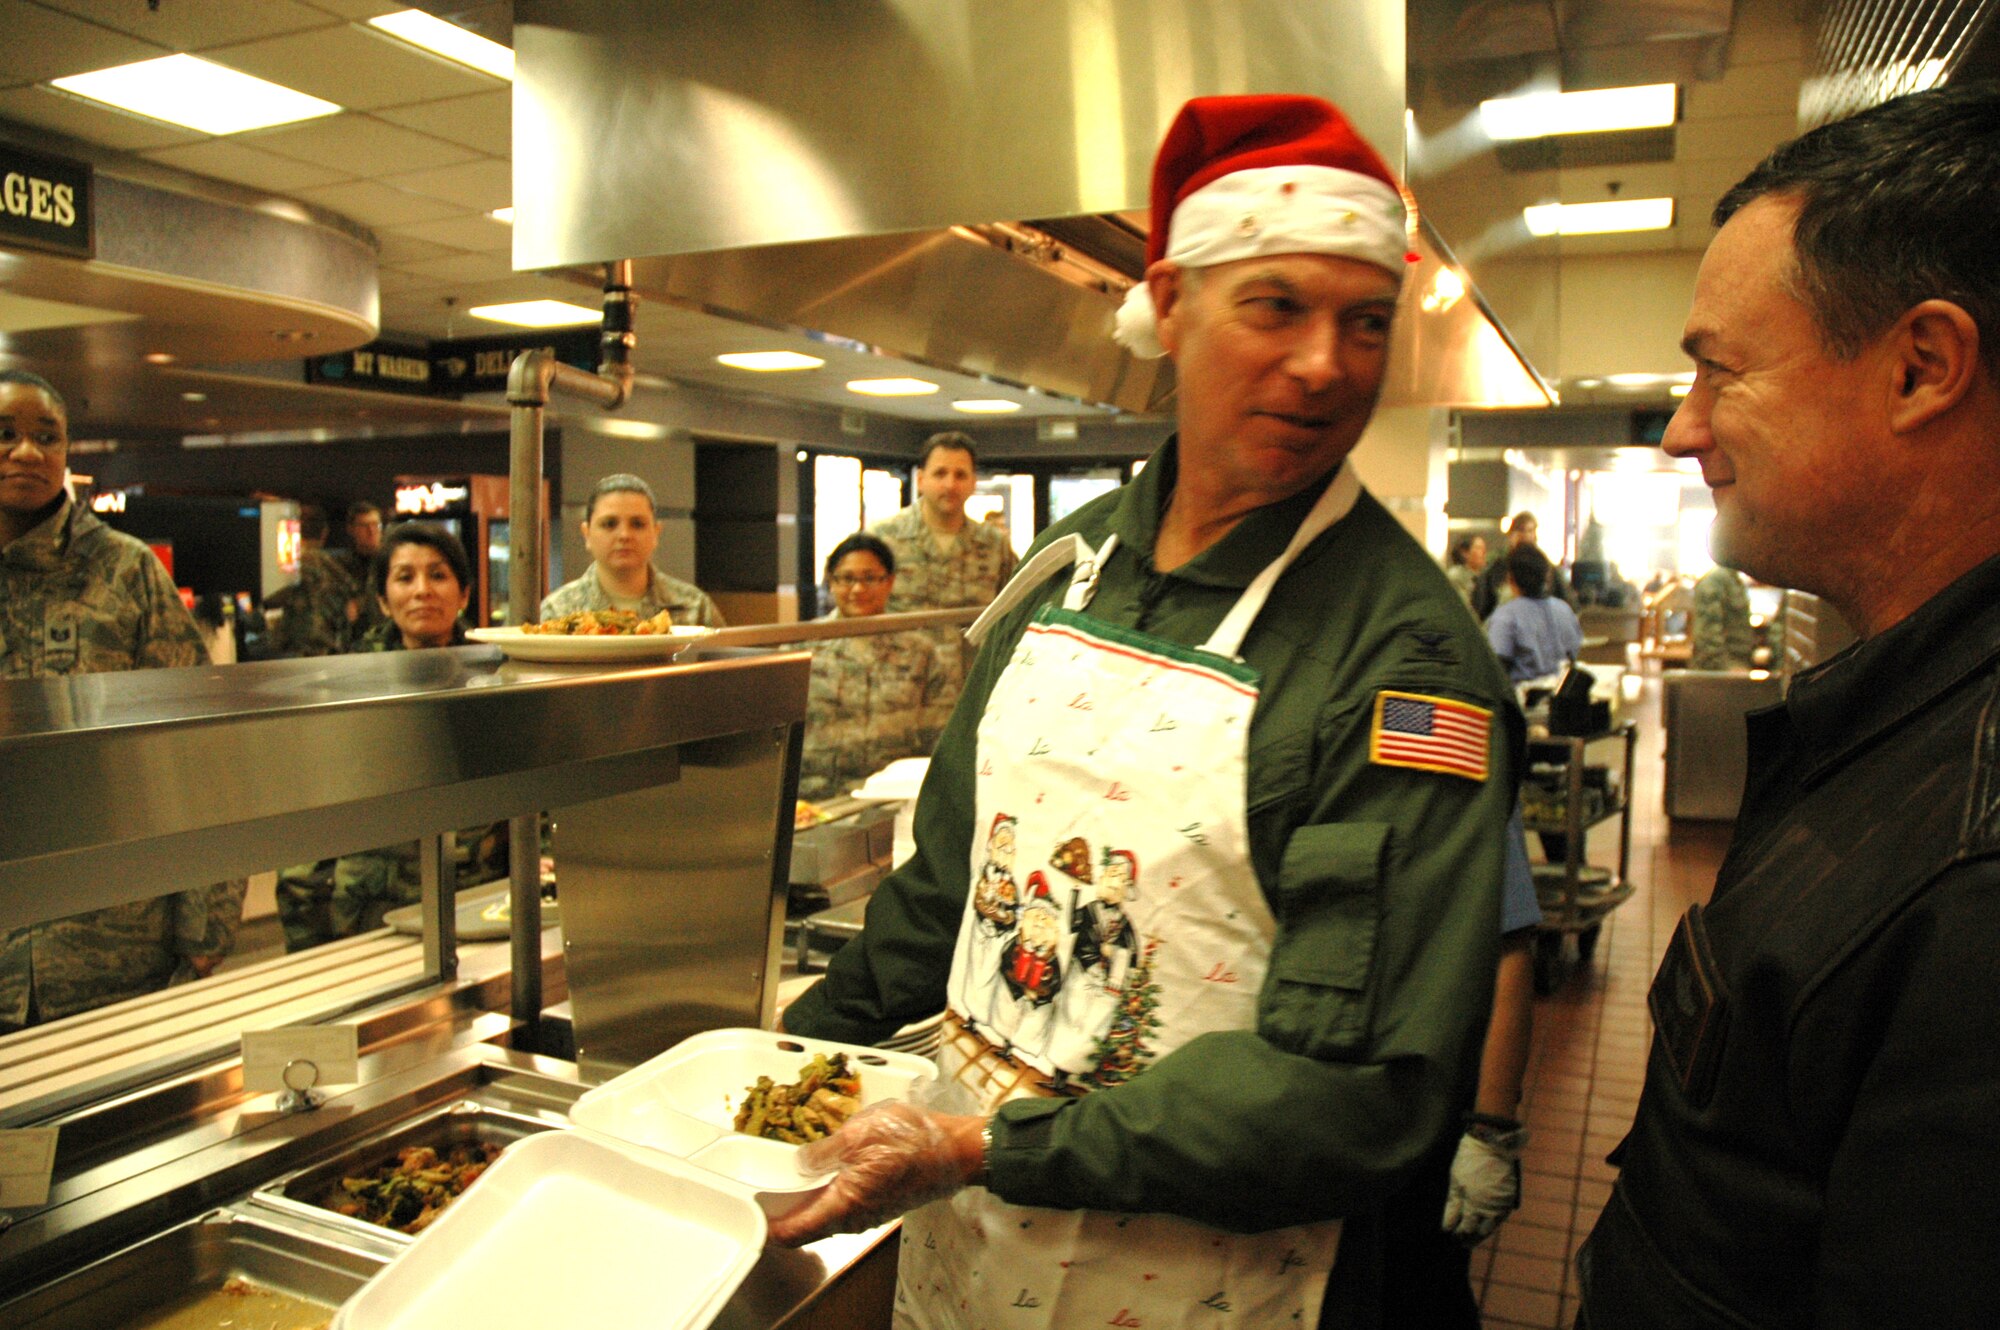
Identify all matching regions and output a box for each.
[1444,533,1487,606]
[799,532,952,799]
[277,522,503,950]
[1484,543,1583,683]
[356,522,473,651]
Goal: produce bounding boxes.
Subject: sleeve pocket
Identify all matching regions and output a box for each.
[1258,821,1391,1058]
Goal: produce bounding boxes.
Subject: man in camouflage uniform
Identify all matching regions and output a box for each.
[869,432,1019,705]
[0,370,245,1028]
[330,500,386,639]
[540,473,726,627]
[1690,563,1757,670]
[265,504,359,655]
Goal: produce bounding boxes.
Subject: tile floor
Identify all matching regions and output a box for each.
[1471,678,1734,1330]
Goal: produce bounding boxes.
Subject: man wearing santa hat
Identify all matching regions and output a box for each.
[778,93,1521,1327]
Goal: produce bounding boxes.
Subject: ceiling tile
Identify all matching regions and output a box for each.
[0,86,201,151]
[1677,113,1796,162]
[375,232,459,265]
[31,0,338,50]
[242,112,476,174]
[377,158,511,211]
[293,178,463,227]
[1684,66,1802,120]
[373,90,509,156]
[396,251,518,285]
[206,23,500,112]
[386,213,514,253]
[140,139,351,192]
[0,1,164,86]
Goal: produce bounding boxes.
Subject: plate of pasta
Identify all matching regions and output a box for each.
[468,611,715,663]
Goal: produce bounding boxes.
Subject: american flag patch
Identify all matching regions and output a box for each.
[1369,690,1492,781]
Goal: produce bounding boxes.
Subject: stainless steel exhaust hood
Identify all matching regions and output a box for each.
[512,1,1549,414]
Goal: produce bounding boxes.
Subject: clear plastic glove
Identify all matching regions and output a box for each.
[765,1099,985,1247]
[1441,1125,1528,1244]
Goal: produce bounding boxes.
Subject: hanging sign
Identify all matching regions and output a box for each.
[0,144,92,259]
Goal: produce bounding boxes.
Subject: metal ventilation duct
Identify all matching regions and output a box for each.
[512,0,1549,413]
[1801,0,2000,128]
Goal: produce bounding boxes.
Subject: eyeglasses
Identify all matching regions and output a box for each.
[830,574,889,588]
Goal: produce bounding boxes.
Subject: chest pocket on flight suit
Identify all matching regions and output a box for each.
[1259,820,1391,1059]
[42,610,79,674]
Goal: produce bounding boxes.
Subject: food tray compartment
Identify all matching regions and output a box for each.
[0,1209,381,1329]
[254,1100,558,1243]
[333,1130,762,1330]
[569,1028,936,1216]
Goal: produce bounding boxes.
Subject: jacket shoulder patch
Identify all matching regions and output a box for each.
[1369,690,1492,781]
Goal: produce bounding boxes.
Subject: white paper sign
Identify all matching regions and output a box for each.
[0,1127,60,1208]
[241,1025,360,1094]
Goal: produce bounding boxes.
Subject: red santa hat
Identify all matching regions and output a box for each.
[1114,94,1411,359]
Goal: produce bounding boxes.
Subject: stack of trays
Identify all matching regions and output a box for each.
[879,1011,946,1059]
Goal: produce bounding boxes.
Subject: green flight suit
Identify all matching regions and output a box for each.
[786,439,1522,1238]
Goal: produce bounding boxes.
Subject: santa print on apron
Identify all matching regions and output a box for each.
[902,466,1361,1330]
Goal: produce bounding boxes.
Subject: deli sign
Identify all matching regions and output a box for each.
[0,145,92,259]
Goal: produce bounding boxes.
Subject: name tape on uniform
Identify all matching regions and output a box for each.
[1369,690,1492,781]
[241,1025,360,1094]
[0,1127,60,1209]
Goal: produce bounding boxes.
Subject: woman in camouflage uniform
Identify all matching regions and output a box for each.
[798,532,953,800]
[0,370,245,1027]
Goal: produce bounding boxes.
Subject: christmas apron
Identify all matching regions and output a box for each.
[900,465,1362,1330]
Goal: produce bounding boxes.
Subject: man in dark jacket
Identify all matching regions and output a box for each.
[1578,83,2000,1329]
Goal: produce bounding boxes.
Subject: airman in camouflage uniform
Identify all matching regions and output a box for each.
[0,371,245,1027]
[539,563,725,627]
[1691,564,1757,669]
[265,545,359,656]
[800,625,954,799]
[871,486,1019,708]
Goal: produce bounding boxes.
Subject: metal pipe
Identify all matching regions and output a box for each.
[504,260,637,1039]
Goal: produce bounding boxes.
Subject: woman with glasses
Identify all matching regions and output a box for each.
[800,532,952,799]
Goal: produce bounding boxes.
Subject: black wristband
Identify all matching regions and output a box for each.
[1465,1111,1523,1133]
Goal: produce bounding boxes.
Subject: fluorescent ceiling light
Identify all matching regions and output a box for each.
[1481,83,1678,140]
[1669,383,1692,397]
[951,399,1022,414]
[1523,198,1674,236]
[467,299,600,328]
[592,418,668,440]
[367,10,514,81]
[847,377,939,397]
[717,351,824,372]
[51,55,341,135]
[1606,372,1666,386]
[488,207,514,224]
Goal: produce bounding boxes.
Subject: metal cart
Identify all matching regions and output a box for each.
[1524,721,1639,993]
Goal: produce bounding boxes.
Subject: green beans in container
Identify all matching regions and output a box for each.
[734,1052,863,1143]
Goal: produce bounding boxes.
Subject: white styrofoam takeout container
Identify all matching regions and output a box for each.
[570,1027,938,1218]
[331,1129,763,1330]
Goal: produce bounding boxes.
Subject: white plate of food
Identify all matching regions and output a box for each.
[467,613,715,663]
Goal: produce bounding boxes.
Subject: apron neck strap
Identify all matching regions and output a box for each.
[1201,464,1361,660]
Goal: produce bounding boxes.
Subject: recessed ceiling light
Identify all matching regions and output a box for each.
[1480,83,1678,140]
[1670,383,1692,397]
[951,399,1022,414]
[144,352,175,365]
[1523,198,1674,237]
[468,300,601,328]
[1575,378,1603,389]
[717,351,824,372]
[488,207,514,224]
[593,418,669,440]
[51,55,342,136]
[1606,372,1664,386]
[181,391,207,403]
[846,377,939,397]
[367,10,515,81]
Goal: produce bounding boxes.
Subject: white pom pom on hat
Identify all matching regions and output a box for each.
[1114,94,1412,360]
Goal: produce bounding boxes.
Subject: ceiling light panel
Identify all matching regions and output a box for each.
[951,399,1022,414]
[1523,198,1674,236]
[50,55,342,136]
[468,300,601,328]
[1481,84,1678,140]
[367,10,515,81]
[847,378,939,397]
[717,351,824,371]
